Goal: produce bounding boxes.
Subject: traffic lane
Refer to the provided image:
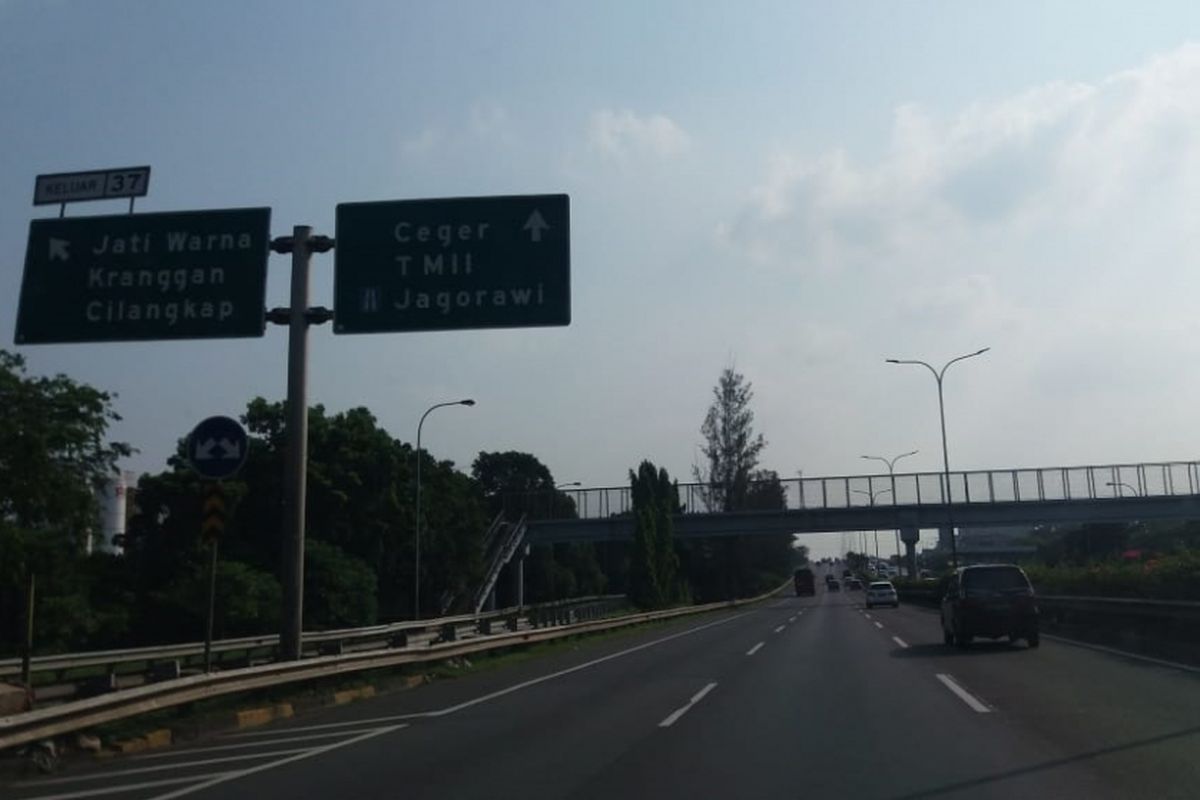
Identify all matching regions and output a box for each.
[5,594,808,800]
[571,590,1118,800]
[868,601,1200,799]
[157,595,812,800]
[0,603,775,798]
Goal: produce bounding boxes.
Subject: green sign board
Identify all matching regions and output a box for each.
[15,208,271,344]
[334,194,569,334]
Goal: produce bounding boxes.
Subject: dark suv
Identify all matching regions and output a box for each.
[940,565,1039,648]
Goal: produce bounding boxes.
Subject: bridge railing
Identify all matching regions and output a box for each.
[512,460,1200,522]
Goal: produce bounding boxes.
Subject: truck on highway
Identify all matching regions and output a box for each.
[794,567,816,596]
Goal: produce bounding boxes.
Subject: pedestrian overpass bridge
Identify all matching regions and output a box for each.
[522,460,1200,544]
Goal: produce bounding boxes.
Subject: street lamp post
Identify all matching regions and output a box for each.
[861,451,919,576]
[886,348,990,569]
[852,488,893,567]
[1106,481,1142,497]
[415,398,475,619]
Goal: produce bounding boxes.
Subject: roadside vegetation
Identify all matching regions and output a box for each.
[1,354,799,656]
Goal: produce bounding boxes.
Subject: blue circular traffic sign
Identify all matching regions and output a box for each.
[187,416,249,479]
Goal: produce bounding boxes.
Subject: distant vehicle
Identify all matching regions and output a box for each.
[845,578,863,591]
[865,581,899,609]
[941,564,1039,648]
[828,579,841,592]
[794,567,816,596]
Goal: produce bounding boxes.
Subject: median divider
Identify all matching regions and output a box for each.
[0,583,788,752]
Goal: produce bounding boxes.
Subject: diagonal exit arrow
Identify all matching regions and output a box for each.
[523,210,549,243]
[48,238,70,262]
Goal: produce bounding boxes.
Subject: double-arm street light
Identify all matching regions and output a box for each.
[886,348,990,569]
[414,398,475,619]
[861,451,919,576]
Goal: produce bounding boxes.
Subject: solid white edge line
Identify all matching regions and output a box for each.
[658,682,718,728]
[226,715,420,737]
[17,775,227,800]
[746,642,765,656]
[147,725,406,800]
[17,749,312,787]
[874,621,884,629]
[1042,633,1200,675]
[935,674,991,713]
[130,729,358,758]
[892,636,909,649]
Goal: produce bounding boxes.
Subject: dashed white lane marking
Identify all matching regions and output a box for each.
[892,636,909,648]
[148,725,405,800]
[659,682,719,728]
[864,613,873,620]
[773,625,786,634]
[935,674,992,713]
[874,621,884,629]
[788,615,797,623]
[746,641,765,656]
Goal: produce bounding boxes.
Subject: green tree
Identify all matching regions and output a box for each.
[304,539,378,629]
[693,367,766,513]
[472,450,577,520]
[0,351,131,653]
[685,368,793,600]
[628,460,684,609]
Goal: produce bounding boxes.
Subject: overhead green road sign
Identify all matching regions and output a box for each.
[334,194,569,334]
[15,208,271,344]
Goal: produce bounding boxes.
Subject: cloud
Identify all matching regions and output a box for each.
[587,109,691,159]
[712,44,1200,466]
[720,43,1200,281]
[399,127,439,159]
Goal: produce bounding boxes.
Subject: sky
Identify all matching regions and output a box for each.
[5,1,1200,560]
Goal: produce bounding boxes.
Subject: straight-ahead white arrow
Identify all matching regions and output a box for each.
[49,238,70,262]
[523,210,549,243]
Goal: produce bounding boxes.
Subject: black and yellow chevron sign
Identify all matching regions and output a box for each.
[202,483,225,543]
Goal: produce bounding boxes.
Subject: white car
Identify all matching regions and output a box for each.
[865,580,899,609]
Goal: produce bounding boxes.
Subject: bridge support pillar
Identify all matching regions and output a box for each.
[900,527,920,579]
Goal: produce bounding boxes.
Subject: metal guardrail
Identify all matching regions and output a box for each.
[514,459,1200,520]
[0,594,624,684]
[0,583,790,752]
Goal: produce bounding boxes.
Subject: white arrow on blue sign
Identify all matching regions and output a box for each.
[188,416,248,479]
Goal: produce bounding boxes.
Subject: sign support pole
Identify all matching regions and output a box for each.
[203,536,219,673]
[280,226,312,662]
[21,573,34,700]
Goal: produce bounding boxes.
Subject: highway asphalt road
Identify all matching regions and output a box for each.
[6,584,1200,800]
